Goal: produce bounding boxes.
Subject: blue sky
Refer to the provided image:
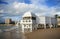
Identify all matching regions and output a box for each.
[0,0,60,21]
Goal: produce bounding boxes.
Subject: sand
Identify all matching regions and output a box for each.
[25,28,60,39]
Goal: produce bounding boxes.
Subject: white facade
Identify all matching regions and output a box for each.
[36,16,56,29]
[20,12,37,33]
[16,12,56,33]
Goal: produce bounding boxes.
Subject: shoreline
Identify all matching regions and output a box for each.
[0,24,15,26]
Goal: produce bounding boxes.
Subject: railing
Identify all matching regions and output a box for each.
[20,20,36,24]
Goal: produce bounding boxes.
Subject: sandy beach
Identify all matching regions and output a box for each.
[0,27,60,39]
[25,28,60,39]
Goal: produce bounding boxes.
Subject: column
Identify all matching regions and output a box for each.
[22,25,24,33]
[30,28,32,32]
[44,24,46,29]
[50,24,52,29]
[30,25,32,32]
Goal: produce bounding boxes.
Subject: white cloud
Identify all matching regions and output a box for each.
[8,2,49,14]
[0,0,60,16]
[0,10,4,13]
[30,0,46,5]
[1,2,48,14]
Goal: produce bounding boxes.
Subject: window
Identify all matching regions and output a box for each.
[23,17,31,19]
[29,20,31,22]
[26,20,27,22]
[24,24,26,27]
[32,17,36,20]
[23,20,24,22]
[18,23,20,25]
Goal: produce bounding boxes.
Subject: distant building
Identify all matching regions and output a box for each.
[5,18,12,24]
[55,15,60,27]
[57,16,60,27]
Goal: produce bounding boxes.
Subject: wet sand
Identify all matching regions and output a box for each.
[0,28,60,39]
[25,28,60,39]
[0,30,25,39]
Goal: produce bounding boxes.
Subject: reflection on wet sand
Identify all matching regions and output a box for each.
[0,27,60,39]
[0,30,25,39]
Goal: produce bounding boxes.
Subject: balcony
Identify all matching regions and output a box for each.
[20,20,36,24]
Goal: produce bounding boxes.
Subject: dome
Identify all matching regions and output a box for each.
[22,11,36,17]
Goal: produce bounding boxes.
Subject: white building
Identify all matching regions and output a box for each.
[20,12,37,33]
[16,11,57,33]
[36,16,56,29]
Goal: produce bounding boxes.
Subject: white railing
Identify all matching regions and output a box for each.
[20,20,36,24]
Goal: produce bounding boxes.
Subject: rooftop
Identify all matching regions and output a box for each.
[22,11,36,17]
